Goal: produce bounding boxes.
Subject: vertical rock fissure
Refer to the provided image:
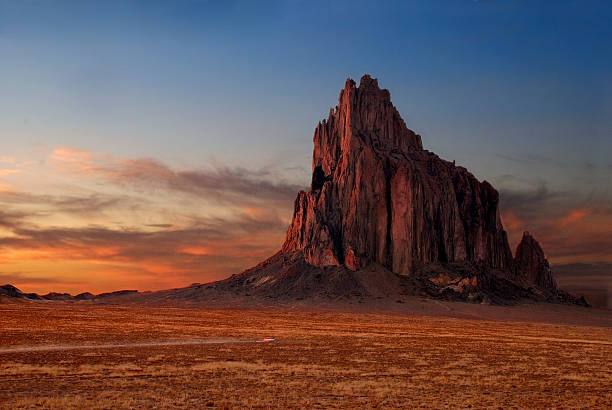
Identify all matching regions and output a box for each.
[436,207,448,263]
[332,222,345,265]
[384,158,393,270]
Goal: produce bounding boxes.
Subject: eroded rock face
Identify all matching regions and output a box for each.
[282,75,514,274]
[207,75,583,305]
[514,231,557,290]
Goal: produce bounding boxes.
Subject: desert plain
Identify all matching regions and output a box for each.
[0,300,610,409]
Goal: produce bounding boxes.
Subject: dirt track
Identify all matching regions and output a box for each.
[0,338,254,354]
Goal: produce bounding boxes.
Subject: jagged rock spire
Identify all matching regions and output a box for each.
[312,75,422,177]
[515,231,557,290]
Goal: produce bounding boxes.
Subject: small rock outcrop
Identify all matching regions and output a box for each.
[514,231,557,290]
[0,284,41,300]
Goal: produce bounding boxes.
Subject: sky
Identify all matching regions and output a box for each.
[0,0,610,303]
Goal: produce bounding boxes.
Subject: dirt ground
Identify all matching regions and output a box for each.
[1,302,610,409]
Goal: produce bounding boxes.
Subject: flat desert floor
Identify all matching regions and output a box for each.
[1,301,610,409]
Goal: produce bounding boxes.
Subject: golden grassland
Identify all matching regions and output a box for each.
[0,302,610,408]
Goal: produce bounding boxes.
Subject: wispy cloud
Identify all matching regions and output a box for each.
[50,147,305,205]
[500,184,566,219]
[0,146,305,294]
[0,169,20,177]
[0,191,131,217]
[107,158,304,205]
[0,210,29,229]
[496,153,565,168]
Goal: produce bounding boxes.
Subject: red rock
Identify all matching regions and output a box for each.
[514,231,557,290]
[199,74,581,306]
[282,75,513,274]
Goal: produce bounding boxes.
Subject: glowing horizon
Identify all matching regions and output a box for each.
[0,140,609,295]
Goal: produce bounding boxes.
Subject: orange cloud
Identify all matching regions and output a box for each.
[500,211,524,232]
[557,207,591,227]
[51,147,93,164]
[241,206,266,219]
[50,147,109,174]
[0,169,20,177]
[179,246,213,256]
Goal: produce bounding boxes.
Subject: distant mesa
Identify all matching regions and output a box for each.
[0,285,140,302]
[41,292,73,301]
[1,75,589,307]
[75,292,95,300]
[95,290,139,298]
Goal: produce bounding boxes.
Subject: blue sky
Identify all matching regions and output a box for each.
[2,1,610,169]
[0,1,610,296]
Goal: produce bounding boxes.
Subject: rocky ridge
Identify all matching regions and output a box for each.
[0,284,139,302]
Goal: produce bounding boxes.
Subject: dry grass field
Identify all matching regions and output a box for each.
[1,302,610,409]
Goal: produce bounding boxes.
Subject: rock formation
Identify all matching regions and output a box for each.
[0,284,41,300]
[282,75,513,274]
[514,231,557,290]
[2,75,585,307]
[256,74,582,305]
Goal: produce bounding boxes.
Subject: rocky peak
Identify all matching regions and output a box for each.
[355,73,377,88]
[514,231,557,290]
[283,75,513,274]
[312,74,423,177]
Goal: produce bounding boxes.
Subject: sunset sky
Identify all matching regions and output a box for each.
[1,1,611,296]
